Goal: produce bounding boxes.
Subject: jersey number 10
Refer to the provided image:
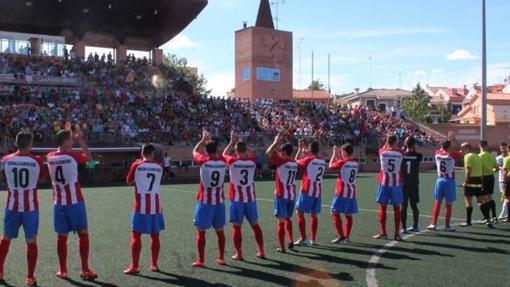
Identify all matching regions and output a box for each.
[11,167,29,188]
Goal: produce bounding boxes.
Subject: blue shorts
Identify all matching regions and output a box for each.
[434,178,457,203]
[53,202,88,234]
[4,209,39,240]
[331,196,358,215]
[376,185,403,205]
[193,202,226,230]
[132,212,165,234]
[296,193,321,214]
[273,196,296,218]
[230,201,259,225]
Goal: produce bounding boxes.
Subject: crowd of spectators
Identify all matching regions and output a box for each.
[0,53,436,148]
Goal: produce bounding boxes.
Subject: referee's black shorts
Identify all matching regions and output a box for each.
[464,177,482,197]
[481,175,494,196]
[403,184,420,204]
[505,179,510,197]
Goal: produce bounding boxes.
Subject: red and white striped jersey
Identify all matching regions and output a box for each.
[47,151,88,206]
[126,160,163,215]
[435,149,463,179]
[194,152,227,205]
[330,159,359,199]
[1,152,45,212]
[377,148,403,187]
[297,156,327,198]
[226,155,256,203]
[270,153,298,200]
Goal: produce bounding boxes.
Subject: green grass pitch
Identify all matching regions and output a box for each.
[0,172,508,287]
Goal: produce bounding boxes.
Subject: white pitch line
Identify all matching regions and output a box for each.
[170,186,464,287]
[365,222,460,287]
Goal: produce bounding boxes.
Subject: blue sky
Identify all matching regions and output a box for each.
[161,0,510,96]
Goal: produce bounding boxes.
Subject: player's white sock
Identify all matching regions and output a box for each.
[499,201,508,219]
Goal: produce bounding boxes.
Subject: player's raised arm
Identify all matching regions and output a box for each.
[72,123,90,160]
[193,130,210,155]
[265,133,282,156]
[222,131,237,157]
[294,139,306,161]
[328,146,339,169]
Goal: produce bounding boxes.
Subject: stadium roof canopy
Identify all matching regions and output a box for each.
[0,0,208,50]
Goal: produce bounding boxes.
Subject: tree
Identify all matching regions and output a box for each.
[163,53,211,97]
[307,79,325,91]
[437,103,452,123]
[401,84,431,123]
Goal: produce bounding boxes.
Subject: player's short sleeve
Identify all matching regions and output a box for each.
[297,156,313,168]
[126,160,141,184]
[451,151,463,160]
[503,157,510,171]
[223,155,234,166]
[417,153,423,162]
[464,154,473,168]
[270,153,286,166]
[69,151,88,164]
[329,159,346,170]
[34,155,47,178]
[193,152,208,165]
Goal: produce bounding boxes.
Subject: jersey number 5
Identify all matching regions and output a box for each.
[388,159,395,172]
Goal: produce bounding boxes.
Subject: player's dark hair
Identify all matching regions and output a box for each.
[235,141,247,153]
[441,140,451,150]
[57,130,72,146]
[309,141,320,154]
[341,143,354,156]
[205,140,218,155]
[142,144,156,157]
[16,131,33,150]
[501,142,508,148]
[480,140,489,149]
[404,136,415,149]
[280,143,293,157]
[385,135,397,146]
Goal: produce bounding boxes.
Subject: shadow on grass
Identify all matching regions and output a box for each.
[459,229,510,238]
[54,278,119,287]
[137,270,230,287]
[309,244,449,258]
[208,260,352,287]
[429,232,510,245]
[410,240,509,254]
[317,242,454,257]
[289,249,408,268]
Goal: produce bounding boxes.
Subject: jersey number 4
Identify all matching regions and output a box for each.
[55,166,66,185]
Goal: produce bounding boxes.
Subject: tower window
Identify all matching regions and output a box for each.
[256,67,280,81]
